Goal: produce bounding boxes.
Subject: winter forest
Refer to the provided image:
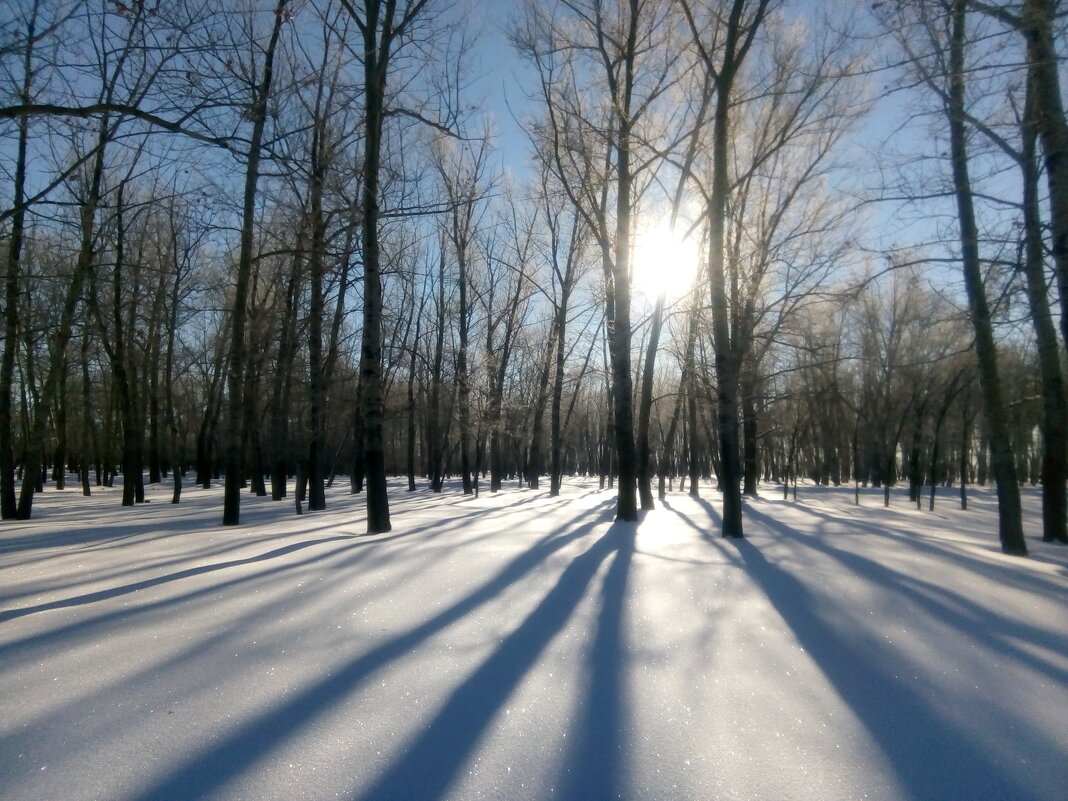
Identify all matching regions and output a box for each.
[2,1,1067,800]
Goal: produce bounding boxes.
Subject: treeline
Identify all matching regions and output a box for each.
[1,0,1065,555]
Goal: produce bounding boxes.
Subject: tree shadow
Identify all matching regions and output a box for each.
[0,534,359,622]
[0,496,514,641]
[725,509,1048,801]
[744,504,1068,684]
[352,520,633,801]
[782,497,1068,595]
[552,521,634,801]
[123,499,616,801]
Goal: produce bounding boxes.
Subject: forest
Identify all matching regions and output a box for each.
[2,0,1066,556]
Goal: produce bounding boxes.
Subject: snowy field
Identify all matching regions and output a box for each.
[1,476,1066,801]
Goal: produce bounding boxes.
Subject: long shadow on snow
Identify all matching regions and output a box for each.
[745,504,1068,685]
[720,505,1040,801]
[0,493,512,635]
[0,534,358,622]
[1,504,608,751]
[552,521,634,801]
[0,528,408,667]
[125,498,616,801]
[353,521,634,801]
[768,489,1068,598]
[789,498,1068,595]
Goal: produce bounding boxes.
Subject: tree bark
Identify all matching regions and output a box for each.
[306,122,327,512]
[636,294,664,510]
[223,1,285,525]
[1,8,35,518]
[683,0,773,537]
[354,0,410,533]
[1017,0,1068,350]
[18,112,109,518]
[1019,78,1068,543]
[947,0,1026,555]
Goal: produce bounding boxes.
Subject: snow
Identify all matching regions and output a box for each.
[1,477,1066,801]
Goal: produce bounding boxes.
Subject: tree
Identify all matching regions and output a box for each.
[338,0,446,532]
[516,0,678,521]
[222,1,288,525]
[0,0,43,518]
[971,0,1068,350]
[680,0,775,537]
[431,133,492,495]
[876,0,1027,554]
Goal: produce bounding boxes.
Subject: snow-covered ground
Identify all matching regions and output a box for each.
[1,477,1065,801]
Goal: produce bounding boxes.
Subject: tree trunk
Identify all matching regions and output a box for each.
[80,326,92,497]
[741,374,759,496]
[607,130,637,520]
[697,0,771,537]
[270,249,300,500]
[1020,77,1068,543]
[18,111,109,519]
[306,127,327,512]
[947,0,1026,555]
[1019,0,1068,350]
[636,294,664,510]
[687,370,700,498]
[1,12,34,518]
[406,302,422,492]
[456,252,473,496]
[223,1,285,525]
[659,364,688,501]
[355,1,400,533]
[526,330,555,491]
[164,230,183,504]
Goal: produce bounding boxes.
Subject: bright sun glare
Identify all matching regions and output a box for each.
[631,219,701,302]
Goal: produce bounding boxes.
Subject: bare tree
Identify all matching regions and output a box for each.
[515,0,678,520]
[878,0,1027,554]
[222,1,288,525]
[679,0,775,537]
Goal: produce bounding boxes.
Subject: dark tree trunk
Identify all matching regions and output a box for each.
[350,396,365,494]
[456,254,473,495]
[53,380,67,491]
[195,348,225,491]
[960,404,976,510]
[692,0,773,537]
[947,0,1026,555]
[637,294,664,510]
[606,139,637,519]
[928,384,957,512]
[354,0,402,534]
[659,364,688,501]
[428,242,447,493]
[270,241,302,500]
[741,377,759,496]
[406,304,422,492]
[164,231,183,504]
[19,111,109,518]
[549,305,569,497]
[526,331,555,491]
[1018,0,1068,350]
[0,10,35,519]
[103,185,144,508]
[1020,79,1068,543]
[306,125,327,512]
[687,371,700,498]
[243,359,267,498]
[143,254,167,487]
[223,2,285,525]
[80,327,92,497]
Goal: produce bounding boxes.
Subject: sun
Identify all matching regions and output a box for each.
[631,219,701,302]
